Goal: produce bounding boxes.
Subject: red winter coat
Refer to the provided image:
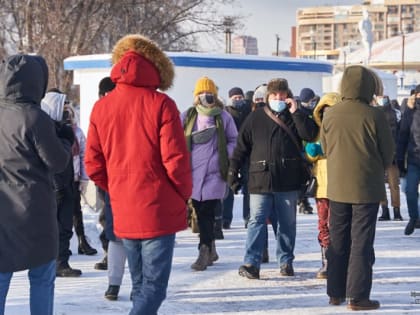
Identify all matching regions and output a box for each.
[85,35,192,239]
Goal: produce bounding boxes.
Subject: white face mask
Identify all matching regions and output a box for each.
[268,99,287,112]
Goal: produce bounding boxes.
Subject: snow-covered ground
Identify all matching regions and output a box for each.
[4,191,420,315]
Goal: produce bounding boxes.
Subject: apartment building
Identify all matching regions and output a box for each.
[295,0,420,60]
[231,35,259,55]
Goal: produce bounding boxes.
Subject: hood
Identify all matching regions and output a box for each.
[111,34,174,91]
[40,91,66,121]
[313,92,341,127]
[340,65,383,104]
[0,54,48,105]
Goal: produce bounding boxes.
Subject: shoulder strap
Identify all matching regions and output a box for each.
[263,105,302,153]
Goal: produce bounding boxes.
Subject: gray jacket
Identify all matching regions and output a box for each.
[0,55,70,272]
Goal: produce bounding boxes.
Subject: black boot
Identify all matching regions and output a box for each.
[104,285,120,301]
[378,206,390,221]
[299,197,313,214]
[393,207,403,221]
[78,235,98,255]
[316,247,327,279]
[214,220,224,240]
[94,254,108,270]
[56,261,82,277]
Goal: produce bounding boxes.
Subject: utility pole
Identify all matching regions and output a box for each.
[275,34,280,56]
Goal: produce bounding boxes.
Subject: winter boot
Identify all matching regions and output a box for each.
[393,207,403,221]
[104,285,120,301]
[78,235,98,255]
[94,254,108,270]
[316,247,327,279]
[56,261,82,277]
[191,244,211,271]
[378,206,391,221]
[299,197,313,214]
[209,240,219,264]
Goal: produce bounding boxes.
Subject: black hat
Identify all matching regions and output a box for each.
[99,77,116,96]
[228,87,244,98]
[299,88,315,103]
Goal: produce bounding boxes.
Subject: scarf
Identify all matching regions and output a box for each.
[184,105,228,181]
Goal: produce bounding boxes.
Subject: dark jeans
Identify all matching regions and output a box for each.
[57,185,74,264]
[191,199,217,249]
[222,188,234,225]
[405,163,420,220]
[327,201,378,300]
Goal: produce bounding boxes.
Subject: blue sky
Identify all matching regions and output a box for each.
[213,0,363,55]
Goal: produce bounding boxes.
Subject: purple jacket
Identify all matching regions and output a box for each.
[181,109,238,201]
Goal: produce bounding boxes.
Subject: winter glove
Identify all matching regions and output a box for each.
[227,169,242,194]
[305,142,323,158]
[397,159,406,177]
[55,121,75,145]
[79,180,89,195]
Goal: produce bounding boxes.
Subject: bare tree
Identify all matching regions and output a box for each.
[0,0,242,92]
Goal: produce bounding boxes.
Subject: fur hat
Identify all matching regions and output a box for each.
[193,77,217,96]
[111,34,174,91]
[267,78,289,95]
[253,84,268,103]
[228,87,244,98]
[299,88,315,103]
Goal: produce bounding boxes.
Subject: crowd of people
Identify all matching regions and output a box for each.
[1,32,419,315]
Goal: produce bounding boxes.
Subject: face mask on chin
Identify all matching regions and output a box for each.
[268,99,287,113]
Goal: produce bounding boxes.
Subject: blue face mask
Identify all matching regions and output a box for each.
[232,99,246,108]
[268,99,287,112]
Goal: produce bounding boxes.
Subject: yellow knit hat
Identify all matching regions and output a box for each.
[193,76,217,96]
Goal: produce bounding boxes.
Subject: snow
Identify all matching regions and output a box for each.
[4,193,420,315]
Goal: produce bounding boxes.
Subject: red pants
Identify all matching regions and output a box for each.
[316,198,330,248]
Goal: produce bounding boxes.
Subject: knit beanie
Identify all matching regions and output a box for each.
[228,87,244,98]
[299,88,315,103]
[193,77,217,96]
[267,78,289,95]
[253,84,268,103]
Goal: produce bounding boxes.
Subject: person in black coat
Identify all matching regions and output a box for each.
[228,78,318,280]
[0,54,71,315]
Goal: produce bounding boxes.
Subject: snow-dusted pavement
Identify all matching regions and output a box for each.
[4,194,420,315]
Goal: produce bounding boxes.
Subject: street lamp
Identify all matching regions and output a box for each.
[401,32,405,88]
[223,17,234,54]
[310,29,317,59]
[275,34,280,56]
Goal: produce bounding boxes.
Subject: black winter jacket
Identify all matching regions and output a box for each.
[230,107,318,193]
[397,101,420,167]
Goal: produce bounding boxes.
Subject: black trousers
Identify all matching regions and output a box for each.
[72,181,84,237]
[57,185,75,264]
[327,201,378,300]
[191,199,217,249]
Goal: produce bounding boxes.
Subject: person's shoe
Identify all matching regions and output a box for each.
[209,241,219,264]
[316,247,328,279]
[280,263,294,276]
[393,207,403,221]
[378,206,391,221]
[404,218,417,235]
[261,248,269,263]
[222,221,231,229]
[78,235,98,255]
[299,198,313,214]
[238,264,260,279]
[104,285,120,301]
[191,245,211,271]
[329,297,345,305]
[347,298,380,311]
[94,255,108,270]
[56,262,82,277]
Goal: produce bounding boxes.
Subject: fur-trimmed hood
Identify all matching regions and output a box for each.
[111,34,174,91]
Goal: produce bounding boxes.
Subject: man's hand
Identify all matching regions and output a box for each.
[227,169,242,194]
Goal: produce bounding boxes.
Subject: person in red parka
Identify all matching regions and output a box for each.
[85,34,192,315]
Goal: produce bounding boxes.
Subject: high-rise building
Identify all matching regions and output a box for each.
[231,36,259,55]
[295,0,420,60]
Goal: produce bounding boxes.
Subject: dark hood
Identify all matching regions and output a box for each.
[340,65,382,104]
[0,54,48,105]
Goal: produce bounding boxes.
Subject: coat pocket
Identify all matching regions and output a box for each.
[249,160,268,173]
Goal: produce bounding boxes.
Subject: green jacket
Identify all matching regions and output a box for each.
[320,66,394,203]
